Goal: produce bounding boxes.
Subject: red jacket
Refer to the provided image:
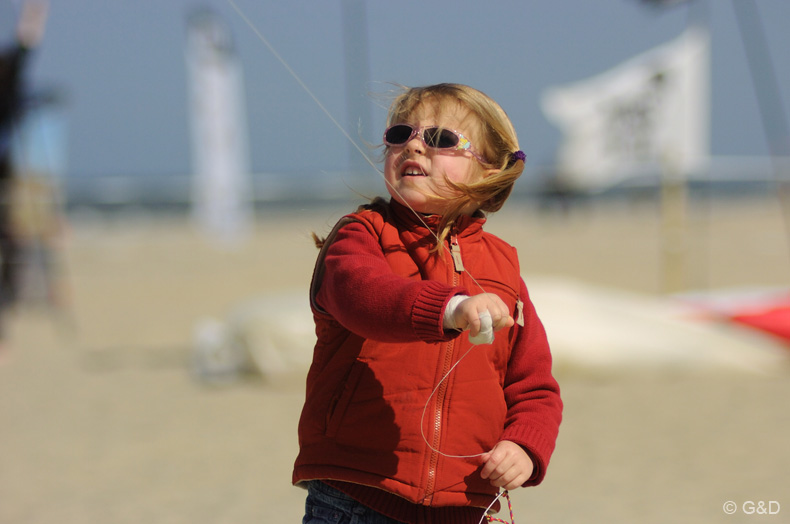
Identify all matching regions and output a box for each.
[293,200,562,523]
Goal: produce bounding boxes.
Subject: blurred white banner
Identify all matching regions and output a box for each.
[542,27,710,190]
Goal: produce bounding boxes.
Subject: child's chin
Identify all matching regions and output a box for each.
[387,191,434,214]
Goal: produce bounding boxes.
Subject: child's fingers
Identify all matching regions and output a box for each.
[482,296,513,331]
[480,448,518,487]
[486,306,513,333]
[490,468,531,490]
[479,441,534,489]
[459,294,514,336]
[479,452,495,479]
[466,312,482,337]
[492,314,514,332]
[479,444,511,479]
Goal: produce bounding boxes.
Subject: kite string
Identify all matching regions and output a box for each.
[419,345,484,459]
[225,0,375,173]
[225,0,488,296]
[480,490,515,524]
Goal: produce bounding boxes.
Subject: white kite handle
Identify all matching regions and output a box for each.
[468,310,494,345]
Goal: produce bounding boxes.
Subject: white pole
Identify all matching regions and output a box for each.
[186,9,252,248]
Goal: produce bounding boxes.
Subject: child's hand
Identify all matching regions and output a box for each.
[480,440,534,490]
[450,293,514,338]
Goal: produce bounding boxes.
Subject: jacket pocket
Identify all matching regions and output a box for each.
[476,278,521,320]
[475,277,518,302]
[325,360,365,438]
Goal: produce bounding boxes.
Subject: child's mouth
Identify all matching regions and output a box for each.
[402,166,427,177]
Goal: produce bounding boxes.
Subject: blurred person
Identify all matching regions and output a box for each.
[0,0,48,335]
[293,83,563,524]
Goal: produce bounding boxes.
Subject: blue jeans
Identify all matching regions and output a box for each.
[302,481,406,524]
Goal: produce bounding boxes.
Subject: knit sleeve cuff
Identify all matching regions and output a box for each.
[411,281,465,343]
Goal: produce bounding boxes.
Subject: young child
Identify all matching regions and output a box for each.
[293,83,562,524]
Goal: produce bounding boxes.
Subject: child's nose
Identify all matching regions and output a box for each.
[405,134,426,155]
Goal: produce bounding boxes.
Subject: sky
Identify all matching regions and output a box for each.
[2,0,789,186]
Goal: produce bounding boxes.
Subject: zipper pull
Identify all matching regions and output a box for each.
[449,233,464,272]
[516,299,525,327]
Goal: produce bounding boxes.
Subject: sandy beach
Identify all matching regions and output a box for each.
[1,193,789,523]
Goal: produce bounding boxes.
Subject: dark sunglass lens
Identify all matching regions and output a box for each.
[385,125,413,145]
[424,128,459,149]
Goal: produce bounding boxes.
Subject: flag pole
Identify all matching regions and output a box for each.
[658,1,710,294]
[659,151,688,293]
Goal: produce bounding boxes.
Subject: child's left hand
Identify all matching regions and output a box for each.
[479,440,534,490]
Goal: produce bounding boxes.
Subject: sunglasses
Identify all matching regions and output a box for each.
[383,124,488,164]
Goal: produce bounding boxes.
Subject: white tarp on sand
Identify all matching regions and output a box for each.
[191,277,788,382]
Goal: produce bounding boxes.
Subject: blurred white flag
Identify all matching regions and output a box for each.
[187,9,252,247]
[542,27,709,190]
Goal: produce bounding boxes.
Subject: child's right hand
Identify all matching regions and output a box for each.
[449,293,514,339]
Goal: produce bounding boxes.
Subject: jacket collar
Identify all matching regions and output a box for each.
[388,199,485,240]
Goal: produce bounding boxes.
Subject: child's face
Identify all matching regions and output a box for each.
[383,101,493,215]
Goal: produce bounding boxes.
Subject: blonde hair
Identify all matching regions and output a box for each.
[385,83,525,249]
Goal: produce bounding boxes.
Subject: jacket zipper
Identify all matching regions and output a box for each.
[424,233,463,504]
[425,337,455,504]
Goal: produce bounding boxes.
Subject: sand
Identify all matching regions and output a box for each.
[1,194,789,523]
